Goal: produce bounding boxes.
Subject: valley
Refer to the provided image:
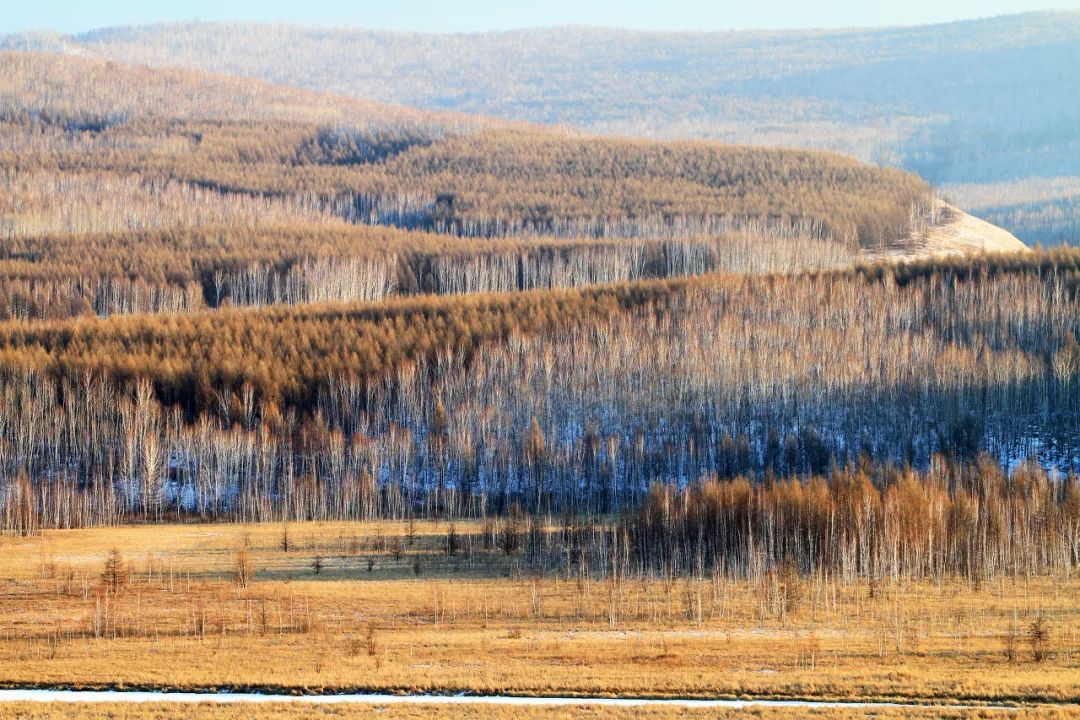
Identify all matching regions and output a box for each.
[0,11,1077,718]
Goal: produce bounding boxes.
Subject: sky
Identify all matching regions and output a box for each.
[4,0,1079,35]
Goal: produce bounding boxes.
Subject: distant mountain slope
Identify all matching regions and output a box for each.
[8,11,1076,245]
[0,51,499,136]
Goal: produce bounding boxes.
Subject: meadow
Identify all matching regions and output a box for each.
[2,703,1076,720]
[1,520,1076,708]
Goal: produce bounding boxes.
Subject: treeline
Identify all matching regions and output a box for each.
[0,252,1076,531]
[0,285,639,411]
[620,459,1079,581]
[507,458,1080,582]
[3,249,1073,415]
[5,120,928,249]
[1,115,931,249]
[0,170,344,239]
[0,50,487,136]
[0,221,851,319]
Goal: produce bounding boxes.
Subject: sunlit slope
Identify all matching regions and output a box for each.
[922,203,1029,255]
[871,201,1030,261]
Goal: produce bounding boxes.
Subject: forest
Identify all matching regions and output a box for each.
[10,13,1077,246]
[0,252,1077,540]
[0,53,930,249]
[0,220,850,320]
[0,49,1074,588]
[0,49,920,324]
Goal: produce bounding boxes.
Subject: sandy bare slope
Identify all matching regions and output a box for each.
[924,203,1030,253]
[871,201,1029,261]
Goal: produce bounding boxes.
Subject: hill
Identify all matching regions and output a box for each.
[0,52,928,244]
[0,51,955,321]
[0,20,1075,710]
[10,12,1075,245]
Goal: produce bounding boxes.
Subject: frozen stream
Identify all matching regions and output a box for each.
[0,688,1022,710]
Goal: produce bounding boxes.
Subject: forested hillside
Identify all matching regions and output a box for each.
[1,20,1078,711]
[0,51,935,321]
[0,50,1071,542]
[0,53,929,245]
[1,251,1077,529]
[9,12,1077,245]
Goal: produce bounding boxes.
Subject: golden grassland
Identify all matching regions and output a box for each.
[0,521,1077,706]
[2,704,1076,720]
[3,705,1080,720]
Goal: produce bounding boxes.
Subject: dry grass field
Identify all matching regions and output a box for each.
[2,703,1076,720]
[0,521,1077,709]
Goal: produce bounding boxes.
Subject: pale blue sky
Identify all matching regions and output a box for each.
[5,0,1079,35]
